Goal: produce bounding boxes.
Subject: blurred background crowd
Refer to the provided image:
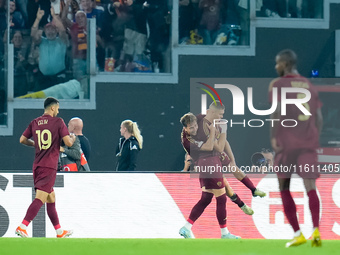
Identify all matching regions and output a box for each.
[0,0,323,98]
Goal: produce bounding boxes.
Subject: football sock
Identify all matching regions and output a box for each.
[229,193,245,207]
[294,230,301,237]
[280,190,300,232]
[184,222,193,230]
[307,190,320,228]
[240,176,256,193]
[221,227,230,235]
[216,194,227,228]
[23,198,44,226]
[188,192,213,223]
[20,223,27,230]
[46,202,61,231]
[56,228,64,235]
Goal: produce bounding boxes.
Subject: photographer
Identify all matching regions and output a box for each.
[182,153,194,172]
[251,148,274,173]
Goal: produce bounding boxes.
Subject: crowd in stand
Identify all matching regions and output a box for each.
[0,0,324,100]
[179,0,323,46]
[0,0,171,98]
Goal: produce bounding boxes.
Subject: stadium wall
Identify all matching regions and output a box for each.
[0,5,340,171]
[0,173,339,239]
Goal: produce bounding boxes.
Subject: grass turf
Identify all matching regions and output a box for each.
[1,238,339,255]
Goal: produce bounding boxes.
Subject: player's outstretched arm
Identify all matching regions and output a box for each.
[19,135,35,147]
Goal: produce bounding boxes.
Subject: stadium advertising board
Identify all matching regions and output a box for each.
[0,173,339,239]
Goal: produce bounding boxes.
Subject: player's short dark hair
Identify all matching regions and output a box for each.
[277,49,297,68]
[261,148,275,156]
[44,97,59,109]
[180,113,197,127]
[209,101,225,110]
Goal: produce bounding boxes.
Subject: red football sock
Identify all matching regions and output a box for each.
[229,193,244,207]
[188,192,213,224]
[47,202,61,230]
[23,198,44,226]
[280,190,300,232]
[240,176,256,193]
[216,194,227,228]
[307,190,320,228]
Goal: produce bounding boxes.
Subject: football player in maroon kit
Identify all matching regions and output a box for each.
[269,49,323,247]
[16,97,76,238]
[196,102,266,198]
[179,113,240,239]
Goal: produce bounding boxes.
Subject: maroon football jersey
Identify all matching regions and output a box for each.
[268,74,322,150]
[195,114,220,158]
[181,128,204,162]
[22,114,69,170]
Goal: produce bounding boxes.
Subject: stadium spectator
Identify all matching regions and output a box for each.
[115,119,143,171]
[27,0,52,28]
[26,41,40,91]
[67,117,91,162]
[237,0,261,45]
[198,0,225,45]
[261,0,298,18]
[269,49,323,247]
[99,0,132,71]
[80,0,103,28]
[80,0,104,69]
[179,0,200,44]
[143,0,170,72]
[31,7,68,91]
[179,112,241,239]
[0,0,7,36]
[12,30,31,97]
[16,97,75,238]
[63,0,80,21]
[93,0,104,11]
[62,8,88,80]
[10,0,25,29]
[14,0,28,24]
[121,0,148,72]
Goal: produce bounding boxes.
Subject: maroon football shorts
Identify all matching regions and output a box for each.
[33,166,57,193]
[197,156,225,189]
[275,148,320,179]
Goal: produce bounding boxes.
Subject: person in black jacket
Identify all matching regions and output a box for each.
[115,119,143,171]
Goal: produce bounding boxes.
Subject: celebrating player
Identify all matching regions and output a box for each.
[269,49,323,247]
[15,97,75,238]
[179,113,241,239]
[197,102,266,198]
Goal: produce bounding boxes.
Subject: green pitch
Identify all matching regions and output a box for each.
[1,239,339,255]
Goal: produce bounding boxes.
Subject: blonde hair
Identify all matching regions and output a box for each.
[122,120,143,149]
